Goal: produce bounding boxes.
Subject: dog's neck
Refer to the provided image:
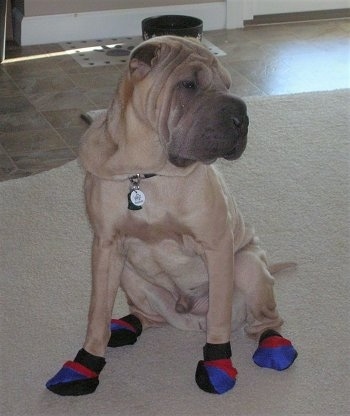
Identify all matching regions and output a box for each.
[109,160,201,181]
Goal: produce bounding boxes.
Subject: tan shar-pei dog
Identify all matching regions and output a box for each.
[46,36,297,396]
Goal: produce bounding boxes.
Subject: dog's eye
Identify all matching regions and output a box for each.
[181,80,197,90]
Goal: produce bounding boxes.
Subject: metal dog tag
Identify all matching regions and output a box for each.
[127,174,153,211]
[128,174,142,210]
[130,189,145,207]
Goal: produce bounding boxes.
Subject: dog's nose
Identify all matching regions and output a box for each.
[232,116,242,128]
[221,95,248,130]
[231,113,249,135]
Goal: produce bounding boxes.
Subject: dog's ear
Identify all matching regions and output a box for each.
[129,43,160,80]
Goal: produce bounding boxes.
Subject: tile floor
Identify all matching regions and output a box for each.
[0,19,349,181]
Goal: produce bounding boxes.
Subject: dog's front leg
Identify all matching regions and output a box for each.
[46,234,124,396]
[195,232,238,394]
[84,234,124,356]
[205,235,234,345]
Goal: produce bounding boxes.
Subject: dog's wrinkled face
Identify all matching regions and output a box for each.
[129,36,249,168]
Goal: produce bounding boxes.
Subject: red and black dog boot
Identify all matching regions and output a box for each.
[46,349,106,396]
[253,329,298,371]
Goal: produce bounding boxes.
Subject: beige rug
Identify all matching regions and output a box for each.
[1,89,349,416]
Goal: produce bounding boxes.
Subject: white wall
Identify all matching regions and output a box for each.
[20,2,227,45]
[23,0,222,16]
[19,0,350,45]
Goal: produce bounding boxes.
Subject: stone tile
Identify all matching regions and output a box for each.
[0,95,35,114]
[205,29,247,44]
[0,153,17,178]
[56,126,89,153]
[219,38,276,63]
[288,20,349,40]
[260,26,350,59]
[39,43,65,54]
[205,27,275,52]
[231,46,350,95]
[68,71,121,89]
[26,89,94,111]
[0,79,22,97]
[0,129,67,157]
[5,42,43,59]
[0,110,51,133]
[338,20,350,33]
[84,87,116,107]
[55,56,87,73]
[0,169,30,181]
[42,108,91,129]
[274,45,349,92]
[0,143,18,180]
[0,67,11,81]
[241,24,297,43]
[12,148,76,173]
[15,74,76,95]
[281,56,349,93]
[227,68,265,97]
[2,59,65,80]
[300,34,350,60]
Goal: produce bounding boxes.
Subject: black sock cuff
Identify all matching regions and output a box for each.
[74,349,106,374]
[121,314,143,337]
[259,329,282,343]
[203,342,232,361]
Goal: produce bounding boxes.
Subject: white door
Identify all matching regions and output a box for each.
[226,0,350,28]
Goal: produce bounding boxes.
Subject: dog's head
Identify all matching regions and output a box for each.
[80,36,248,177]
[128,36,249,167]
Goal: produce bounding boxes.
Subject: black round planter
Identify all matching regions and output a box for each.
[142,15,203,41]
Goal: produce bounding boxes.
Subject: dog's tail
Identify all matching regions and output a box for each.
[268,262,297,275]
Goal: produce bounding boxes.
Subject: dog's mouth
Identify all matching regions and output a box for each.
[168,154,198,168]
[168,134,247,167]
[223,135,247,161]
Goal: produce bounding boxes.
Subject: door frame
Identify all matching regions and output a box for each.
[0,0,8,62]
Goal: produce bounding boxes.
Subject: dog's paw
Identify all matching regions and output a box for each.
[46,361,100,396]
[195,342,237,394]
[108,314,142,347]
[253,330,298,371]
[195,359,237,394]
[46,349,105,396]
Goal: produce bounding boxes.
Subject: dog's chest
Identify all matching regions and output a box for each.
[123,233,208,291]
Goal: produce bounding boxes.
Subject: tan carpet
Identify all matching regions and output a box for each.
[1,89,349,416]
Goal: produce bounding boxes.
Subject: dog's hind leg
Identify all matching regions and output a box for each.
[108,314,143,347]
[234,244,298,371]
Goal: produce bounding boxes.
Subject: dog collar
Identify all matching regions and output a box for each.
[129,173,157,181]
[127,173,157,211]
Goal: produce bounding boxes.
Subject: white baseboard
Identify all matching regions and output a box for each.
[20,2,227,45]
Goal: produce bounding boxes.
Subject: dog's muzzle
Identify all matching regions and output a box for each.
[168,94,249,167]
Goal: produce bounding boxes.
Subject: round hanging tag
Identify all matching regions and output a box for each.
[130,190,145,207]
